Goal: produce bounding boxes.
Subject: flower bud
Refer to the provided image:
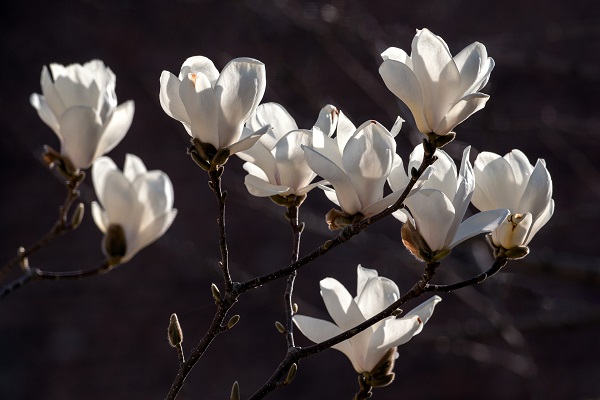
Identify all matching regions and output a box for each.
[284,363,297,384]
[230,381,240,400]
[103,224,127,262]
[211,283,221,303]
[227,315,240,329]
[70,203,85,229]
[167,313,183,348]
[491,213,533,250]
[275,321,286,334]
[211,147,231,167]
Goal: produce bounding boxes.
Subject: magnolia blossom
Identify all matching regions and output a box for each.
[30,60,135,170]
[303,112,405,218]
[399,146,509,257]
[159,56,266,156]
[91,154,177,262]
[472,150,554,248]
[293,265,441,374]
[379,28,493,136]
[236,102,338,197]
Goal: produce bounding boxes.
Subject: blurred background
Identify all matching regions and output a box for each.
[1,0,599,399]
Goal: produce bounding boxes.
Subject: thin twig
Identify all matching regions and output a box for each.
[284,204,302,348]
[425,257,508,293]
[208,168,233,292]
[0,260,115,299]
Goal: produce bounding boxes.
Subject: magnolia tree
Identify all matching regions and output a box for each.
[1,28,554,400]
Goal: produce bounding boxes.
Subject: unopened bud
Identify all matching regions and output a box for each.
[292,303,299,314]
[211,283,221,302]
[275,321,286,334]
[103,224,127,262]
[70,203,85,229]
[230,381,240,400]
[284,363,298,384]
[168,313,183,348]
[189,150,211,171]
[227,315,240,329]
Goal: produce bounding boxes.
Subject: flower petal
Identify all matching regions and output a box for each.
[216,58,266,148]
[179,72,219,147]
[90,201,109,233]
[303,145,362,214]
[518,159,552,221]
[95,100,134,160]
[405,189,455,251]
[179,56,220,85]
[123,153,147,182]
[126,209,177,262]
[159,71,190,125]
[320,277,365,331]
[248,102,298,142]
[58,106,103,169]
[448,208,510,249]
[434,92,489,135]
[244,174,291,197]
[379,59,428,133]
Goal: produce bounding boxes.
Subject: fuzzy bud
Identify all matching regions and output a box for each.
[103,224,127,262]
[167,313,183,348]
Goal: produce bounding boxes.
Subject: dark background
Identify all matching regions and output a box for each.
[1,1,599,399]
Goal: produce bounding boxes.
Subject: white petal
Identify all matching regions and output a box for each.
[216,58,266,148]
[526,199,554,244]
[123,153,147,182]
[92,156,118,206]
[30,93,60,133]
[446,146,474,245]
[132,171,174,231]
[334,111,357,153]
[101,169,139,229]
[504,150,534,187]
[159,71,190,125]
[403,295,442,336]
[237,142,278,183]
[95,100,134,160]
[40,65,66,117]
[518,159,552,220]
[180,56,220,85]
[356,265,378,298]
[227,133,264,155]
[320,277,365,331]
[448,208,510,249]
[381,47,412,67]
[434,92,489,135]
[355,275,400,320]
[379,59,429,133]
[367,316,421,367]
[125,209,177,262]
[387,153,408,192]
[292,315,359,371]
[303,146,362,215]
[248,102,297,141]
[453,42,487,95]
[244,174,291,197]
[179,72,219,147]
[472,151,519,212]
[342,121,395,209]
[90,201,109,233]
[313,104,339,137]
[411,29,461,131]
[405,189,455,252]
[58,106,104,169]
[389,116,404,137]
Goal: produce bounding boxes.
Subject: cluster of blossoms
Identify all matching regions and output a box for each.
[29,27,554,394]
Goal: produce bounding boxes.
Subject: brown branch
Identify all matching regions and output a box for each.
[425,257,508,293]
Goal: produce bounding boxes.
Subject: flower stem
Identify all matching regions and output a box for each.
[284,204,302,348]
[0,260,116,299]
[208,167,233,292]
[425,257,508,293]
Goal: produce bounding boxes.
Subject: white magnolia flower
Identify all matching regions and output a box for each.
[303,112,404,218]
[30,60,135,170]
[472,150,554,248]
[401,146,509,256]
[293,265,441,374]
[236,102,338,197]
[159,56,266,156]
[91,154,177,262]
[379,28,493,136]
